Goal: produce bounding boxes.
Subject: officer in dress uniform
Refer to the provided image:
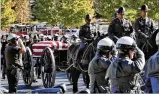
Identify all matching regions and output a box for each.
[108,7,134,43]
[39,34,45,41]
[75,14,94,61]
[1,34,8,79]
[70,34,78,44]
[23,35,31,46]
[106,36,145,93]
[88,37,116,93]
[53,34,59,41]
[144,32,159,93]
[134,4,155,49]
[5,34,26,93]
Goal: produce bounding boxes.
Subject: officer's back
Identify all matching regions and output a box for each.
[106,36,145,93]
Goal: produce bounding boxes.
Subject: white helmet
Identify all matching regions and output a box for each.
[47,36,52,40]
[7,34,18,41]
[116,36,136,50]
[54,34,59,37]
[97,37,114,52]
[24,35,29,40]
[39,34,44,38]
[72,34,78,38]
[156,32,159,46]
[43,35,47,39]
[64,35,69,39]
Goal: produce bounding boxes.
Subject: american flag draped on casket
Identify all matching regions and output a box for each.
[32,41,69,57]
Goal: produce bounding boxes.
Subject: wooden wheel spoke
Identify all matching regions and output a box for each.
[22,47,33,87]
[41,47,56,88]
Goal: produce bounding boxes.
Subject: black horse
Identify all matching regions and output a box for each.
[140,29,159,60]
[67,34,106,93]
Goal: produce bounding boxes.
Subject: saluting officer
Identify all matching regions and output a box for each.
[108,7,134,43]
[5,34,26,93]
[106,36,145,93]
[75,14,94,61]
[135,4,156,49]
[88,37,116,93]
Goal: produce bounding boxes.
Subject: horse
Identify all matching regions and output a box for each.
[135,29,159,92]
[140,29,159,60]
[67,34,107,93]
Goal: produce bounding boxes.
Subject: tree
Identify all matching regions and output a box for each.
[14,0,31,23]
[1,0,31,29]
[94,0,159,22]
[33,0,94,27]
[58,0,94,26]
[94,0,126,20]
[1,0,16,28]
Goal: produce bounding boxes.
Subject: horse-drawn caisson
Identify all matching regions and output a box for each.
[8,24,73,88]
[20,20,109,91]
[22,40,70,88]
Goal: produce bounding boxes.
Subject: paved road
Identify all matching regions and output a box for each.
[1,71,87,93]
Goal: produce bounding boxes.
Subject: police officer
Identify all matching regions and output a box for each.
[71,34,78,44]
[108,7,134,43]
[144,32,159,93]
[60,35,70,44]
[46,36,52,41]
[106,36,145,93]
[88,37,116,93]
[39,34,45,41]
[53,34,59,41]
[5,34,25,93]
[75,14,94,61]
[135,4,155,49]
[30,35,40,81]
[29,35,39,52]
[23,35,31,46]
[1,34,8,79]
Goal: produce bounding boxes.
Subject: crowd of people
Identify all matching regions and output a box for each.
[0,4,159,93]
[0,32,78,93]
[78,4,159,93]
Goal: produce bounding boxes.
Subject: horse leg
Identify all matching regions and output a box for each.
[38,64,41,78]
[72,67,81,93]
[85,72,90,89]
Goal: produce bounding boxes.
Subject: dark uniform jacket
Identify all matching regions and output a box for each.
[144,51,159,93]
[79,24,93,43]
[92,55,116,93]
[145,51,159,77]
[135,17,155,39]
[108,18,133,42]
[106,47,145,93]
[88,49,117,93]
[1,41,7,57]
[5,43,22,69]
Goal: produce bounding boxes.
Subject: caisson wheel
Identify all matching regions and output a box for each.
[41,47,56,88]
